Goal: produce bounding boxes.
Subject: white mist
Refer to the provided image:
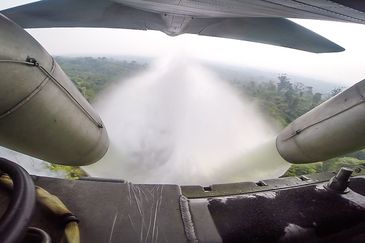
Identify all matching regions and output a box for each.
[84,56,290,185]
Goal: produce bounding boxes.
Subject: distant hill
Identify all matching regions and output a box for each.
[55,56,149,101]
[203,61,343,95]
[57,55,342,95]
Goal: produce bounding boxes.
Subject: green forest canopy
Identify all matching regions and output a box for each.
[53,56,365,178]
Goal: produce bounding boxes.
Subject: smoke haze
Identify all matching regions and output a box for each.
[0,146,66,177]
[84,56,290,185]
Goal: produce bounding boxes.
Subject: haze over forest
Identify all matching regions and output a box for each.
[1,56,364,181]
[56,56,365,179]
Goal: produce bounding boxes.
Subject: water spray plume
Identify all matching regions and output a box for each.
[84,56,290,185]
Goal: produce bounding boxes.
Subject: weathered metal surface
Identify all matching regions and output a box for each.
[196,177,365,242]
[181,172,335,198]
[188,198,222,243]
[1,172,365,242]
[0,14,109,165]
[27,177,188,243]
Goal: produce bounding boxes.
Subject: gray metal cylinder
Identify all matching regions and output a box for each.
[276,79,365,163]
[0,14,109,166]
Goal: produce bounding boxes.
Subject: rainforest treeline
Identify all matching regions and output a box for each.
[54,56,364,178]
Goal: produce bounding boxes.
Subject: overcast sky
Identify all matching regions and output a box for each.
[1,0,365,86]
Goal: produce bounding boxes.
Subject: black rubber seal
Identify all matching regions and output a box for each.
[62,212,80,225]
[0,158,36,243]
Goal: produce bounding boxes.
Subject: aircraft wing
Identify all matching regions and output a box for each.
[183,17,344,53]
[2,0,365,53]
[1,0,166,31]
